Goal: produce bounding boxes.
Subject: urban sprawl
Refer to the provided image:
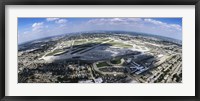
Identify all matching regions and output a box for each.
[18,31,182,83]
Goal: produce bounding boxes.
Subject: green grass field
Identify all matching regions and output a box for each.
[96,62,111,67]
[107,40,132,48]
[95,38,110,42]
[46,49,65,56]
[74,39,87,45]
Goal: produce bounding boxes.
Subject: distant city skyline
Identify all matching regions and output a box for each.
[18,18,182,44]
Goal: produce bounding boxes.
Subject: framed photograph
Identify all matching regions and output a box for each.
[0,0,199,101]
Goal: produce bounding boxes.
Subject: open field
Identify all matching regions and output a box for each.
[106,40,133,48]
[46,49,65,56]
[96,62,111,67]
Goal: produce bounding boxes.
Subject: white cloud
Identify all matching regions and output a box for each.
[170,24,182,31]
[88,18,142,25]
[88,18,181,30]
[144,19,163,25]
[32,22,44,31]
[144,19,182,31]
[46,18,59,21]
[126,18,143,21]
[23,31,29,34]
[86,18,182,40]
[87,18,181,32]
[19,18,182,44]
[32,22,43,27]
[55,19,68,24]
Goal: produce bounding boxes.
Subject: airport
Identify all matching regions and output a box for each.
[18,32,182,83]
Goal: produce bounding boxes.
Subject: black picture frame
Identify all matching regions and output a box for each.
[0,0,199,101]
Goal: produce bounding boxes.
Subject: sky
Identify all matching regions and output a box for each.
[18,18,182,44]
